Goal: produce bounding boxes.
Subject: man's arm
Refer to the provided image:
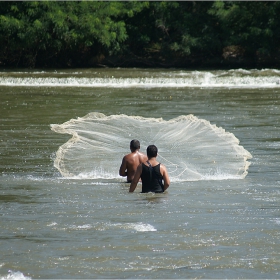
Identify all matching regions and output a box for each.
[129,164,142,192]
[161,165,170,191]
[119,157,127,177]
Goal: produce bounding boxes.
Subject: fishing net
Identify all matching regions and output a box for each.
[51,112,252,181]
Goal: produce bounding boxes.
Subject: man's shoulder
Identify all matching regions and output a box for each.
[160,163,167,170]
[138,152,148,159]
[124,153,135,161]
[123,153,129,158]
[122,153,131,161]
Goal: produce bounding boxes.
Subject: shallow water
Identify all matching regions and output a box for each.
[0,68,280,279]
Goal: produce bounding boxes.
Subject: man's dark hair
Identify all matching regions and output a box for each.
[147,145,158,158]
[130,139,140,151]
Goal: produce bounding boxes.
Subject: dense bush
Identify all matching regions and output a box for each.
[0,1,279,68]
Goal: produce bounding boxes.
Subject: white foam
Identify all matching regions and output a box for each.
[271,218,280,225]
[1,69,280,88]
[1,271,31,280]
[70,224,93,230]
[132,223,157,232]
[47,222,58,227]
[113,222,157,232]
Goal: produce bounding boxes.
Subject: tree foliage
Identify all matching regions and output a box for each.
[0,1,279,68]
[0,1,147,67]
[208,1,280,58]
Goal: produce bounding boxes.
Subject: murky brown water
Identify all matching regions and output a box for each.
[1,68,280,279]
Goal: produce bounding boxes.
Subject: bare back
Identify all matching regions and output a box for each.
[119,151,148,182]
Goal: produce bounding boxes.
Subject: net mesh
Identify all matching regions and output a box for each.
[51,112,252,181]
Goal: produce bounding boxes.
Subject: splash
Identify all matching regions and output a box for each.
[1,69,280,88]
[0,271,31,280]
[51,113,252,181]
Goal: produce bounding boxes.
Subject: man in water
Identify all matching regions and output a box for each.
[129,144,170,193]
[119,139,148,183]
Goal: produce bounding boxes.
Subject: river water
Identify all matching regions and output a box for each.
[0,68,280,279]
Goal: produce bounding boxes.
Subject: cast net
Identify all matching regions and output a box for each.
[51,112,252,181]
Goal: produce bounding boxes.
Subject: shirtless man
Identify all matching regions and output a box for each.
[129,144,170,193]
[119,139,148,183]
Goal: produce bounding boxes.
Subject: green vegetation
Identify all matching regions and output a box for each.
[0,1,279,68]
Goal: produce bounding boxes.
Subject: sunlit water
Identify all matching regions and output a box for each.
[0,68,280,279]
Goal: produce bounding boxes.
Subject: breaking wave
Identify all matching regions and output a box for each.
[1,68,280,88]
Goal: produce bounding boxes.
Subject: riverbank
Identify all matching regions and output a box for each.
[1,50,279,70]
[100,51,280,70]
